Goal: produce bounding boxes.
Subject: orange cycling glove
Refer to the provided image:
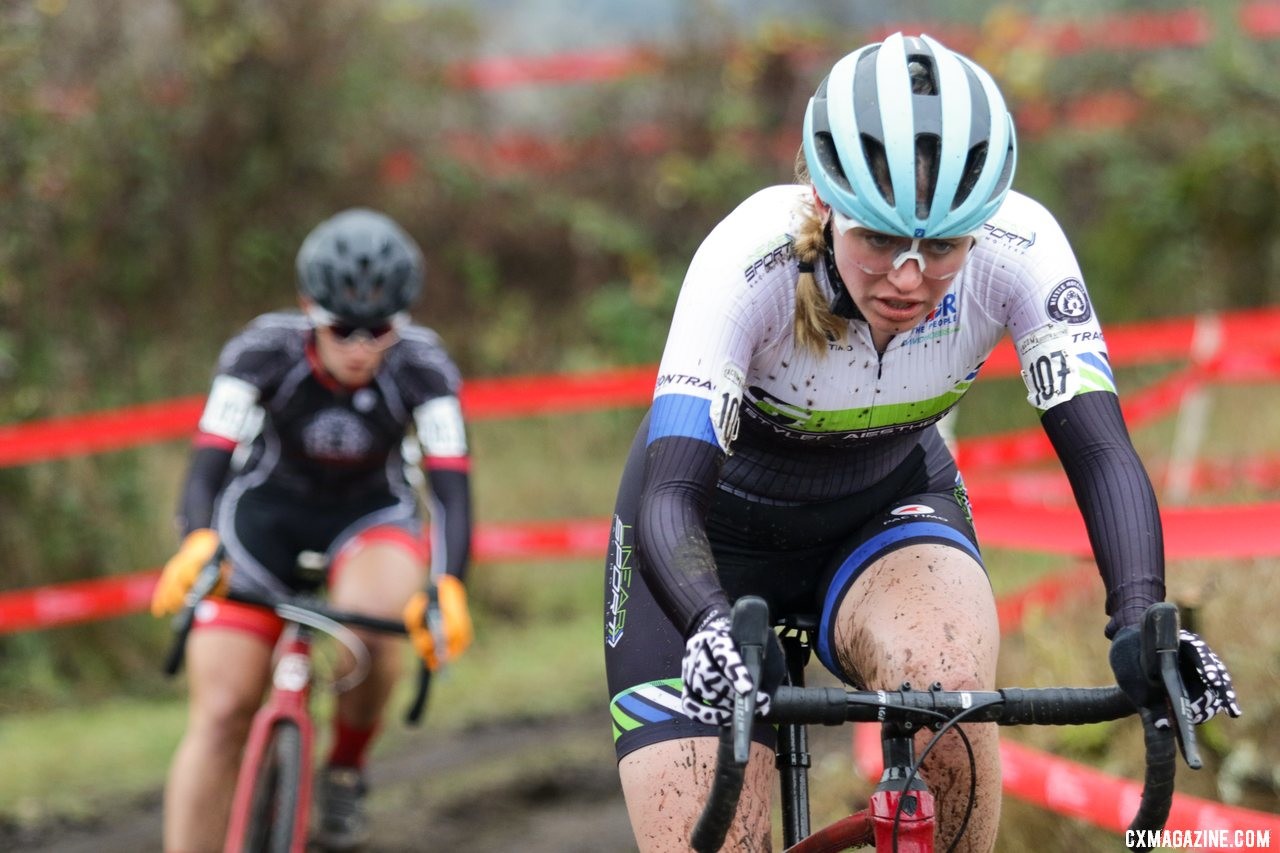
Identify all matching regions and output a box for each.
[403,575,473,671]
[150,529,225,618]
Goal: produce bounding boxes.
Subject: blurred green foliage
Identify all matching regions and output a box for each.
[1,0,1278,707]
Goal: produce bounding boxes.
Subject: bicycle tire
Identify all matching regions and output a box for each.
[240,721,304,853]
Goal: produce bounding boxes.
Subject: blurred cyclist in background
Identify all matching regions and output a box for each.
[603,33,1240,851]
[151,208,474,852]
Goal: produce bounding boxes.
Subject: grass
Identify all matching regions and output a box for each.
[0,557,608,827]
[0,693,186,823]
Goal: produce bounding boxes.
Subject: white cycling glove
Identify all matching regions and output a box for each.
[681,616,771,726]
[1178,629,1242,726]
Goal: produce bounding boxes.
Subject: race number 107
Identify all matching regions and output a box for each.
[1026,350,1072,408]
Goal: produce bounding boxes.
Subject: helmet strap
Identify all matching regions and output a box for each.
[821,225,864,322]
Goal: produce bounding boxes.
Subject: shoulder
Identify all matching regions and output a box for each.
[382,324,463,398]
[214,311,308,384]
[698,185,809,256]
[975,190,1071,258]
[965,190,1081,302]
[684,185,808,300]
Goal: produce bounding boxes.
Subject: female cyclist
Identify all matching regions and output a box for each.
[603,33,1240,852]
[151,208,474,852]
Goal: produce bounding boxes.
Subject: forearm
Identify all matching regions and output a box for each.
[1041,391,1165,636]
[636,435,730,635]
[425,466,472,582]
[175,445,234,536]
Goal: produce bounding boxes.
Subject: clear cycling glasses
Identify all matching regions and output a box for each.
[831,209,975,280]
[306,305,407,351]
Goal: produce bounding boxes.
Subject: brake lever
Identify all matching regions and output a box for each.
[730,597,769,764]
[425,582,449,672]
[1141,603,1202,770]
[163,546,227,676]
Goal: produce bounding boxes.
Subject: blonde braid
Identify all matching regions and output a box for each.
[792,192,847,355]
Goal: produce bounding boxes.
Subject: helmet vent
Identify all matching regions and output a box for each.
[860,136,894,207]
[953,142,988,210]
[814,131,855,197]
[907,57,937,96]
[916,135,941,219]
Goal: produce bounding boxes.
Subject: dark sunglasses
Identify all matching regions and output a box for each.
[326,321,396,342]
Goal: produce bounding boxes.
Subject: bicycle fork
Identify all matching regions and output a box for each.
[224,623,317,853]
[870,721,936,853]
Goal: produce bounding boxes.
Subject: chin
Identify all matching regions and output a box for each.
[339,369,374,386]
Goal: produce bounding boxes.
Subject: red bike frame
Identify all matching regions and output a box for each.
[783,721,939,853]
[164,558,427,853]
[222,623,316,853]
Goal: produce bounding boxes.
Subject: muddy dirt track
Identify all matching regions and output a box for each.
[6,711,639,853]
[7,706,860,853]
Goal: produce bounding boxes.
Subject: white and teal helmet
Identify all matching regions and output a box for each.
[802,33,1017,238]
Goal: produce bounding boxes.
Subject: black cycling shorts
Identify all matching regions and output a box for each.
[215,481,421,598]
[603,421,983,762]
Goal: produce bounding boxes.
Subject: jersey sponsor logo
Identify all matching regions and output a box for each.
[903,292,960,346]
[953,475,975,527]
[891,504,936,516]
[747,386,813,430]
[923,293,957,324]
[1046,279,1093,324]
[1016,322,1070,355]
[742,240,795,283]
[746,402,949,443]
[302,409,376,461]
[605,515,633,648]
[655,372,713,392]
[981,222,1036,252]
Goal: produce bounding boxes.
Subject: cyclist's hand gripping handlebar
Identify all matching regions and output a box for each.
[402,589,443,727]
[731,597,769,763]
[690,595,770,853]
[1142,603,1203,769]
[1122,602,1205,848]
[162,544,227,676]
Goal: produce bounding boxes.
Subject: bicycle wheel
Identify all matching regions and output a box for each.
[240,721,304,853]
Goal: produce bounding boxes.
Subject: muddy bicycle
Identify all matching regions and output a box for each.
[693,596,1201,853]
[163,547,433,853]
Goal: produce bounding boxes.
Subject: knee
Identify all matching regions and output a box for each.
[190,692,258,749]
[364,635,405,675]
[900,642,995,692]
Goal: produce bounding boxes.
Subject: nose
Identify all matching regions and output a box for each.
[886,257,926,290]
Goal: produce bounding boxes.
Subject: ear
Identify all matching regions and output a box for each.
[810,185,828,214]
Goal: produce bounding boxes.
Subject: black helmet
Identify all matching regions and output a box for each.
[296,208,424,325]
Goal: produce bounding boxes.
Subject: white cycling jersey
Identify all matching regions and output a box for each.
[648,184,1117,503]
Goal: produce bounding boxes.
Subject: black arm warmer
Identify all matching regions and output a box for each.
[175,445,235,537]
[636,435,731,637]
[424,467,473,582]
[1040,391,1166,637]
